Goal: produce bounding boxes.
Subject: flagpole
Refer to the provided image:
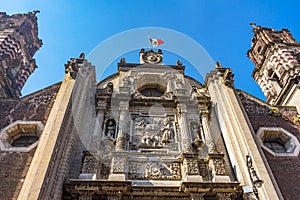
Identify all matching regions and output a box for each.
[148,32,151,49]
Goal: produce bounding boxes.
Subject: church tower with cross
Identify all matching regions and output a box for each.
[247,23,300,112]
[0,11,42,97]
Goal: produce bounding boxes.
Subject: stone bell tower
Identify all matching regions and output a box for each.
[247,24,300,112]
[0,11,42,98]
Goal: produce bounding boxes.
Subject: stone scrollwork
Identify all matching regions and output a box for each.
[199,160,209,181]
[216,192,237,200]
[112,156,126,174]
[185,157,199,175]
[128,162,143,179]
[145,162,181,180]
[144,162,164,179]
[79,196,93,200]
[122,75,132,86]
[129,161,181,180]
[213,158,227,175]
[99,163,110,179]
[81,151,97,174]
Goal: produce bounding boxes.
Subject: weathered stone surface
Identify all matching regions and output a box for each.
[238,90,300,199]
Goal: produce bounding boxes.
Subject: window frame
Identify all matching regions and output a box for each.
[0,120,44,152]
[257,127,300,157]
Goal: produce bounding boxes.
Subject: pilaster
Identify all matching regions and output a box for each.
[205,64,280,199]
[18,73,76,200]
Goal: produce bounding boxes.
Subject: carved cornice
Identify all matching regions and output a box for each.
[64,55,85,79]
[63,180,241,199]
[95,82,113,113]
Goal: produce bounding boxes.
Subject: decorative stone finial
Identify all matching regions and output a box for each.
[215,61,222,68]
[120,57,126,63]
[250,22,257,28]
[177,60,182,66]
[79,53,85,59]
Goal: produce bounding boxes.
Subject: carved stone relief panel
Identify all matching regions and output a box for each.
[79,196,93,200]
[81,152,97,174]
[128,161,181,180]
[198,160,209,181]
[99,162,110,179]
[185,158,199,175]
[212,158,227,175]
[130,115,178,151]
[112,156,126,174]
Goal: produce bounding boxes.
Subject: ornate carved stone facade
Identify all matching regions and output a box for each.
[2,12,296,199]
[63,49,241,199]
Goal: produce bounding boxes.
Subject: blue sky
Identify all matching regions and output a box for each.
[1,0,300,100]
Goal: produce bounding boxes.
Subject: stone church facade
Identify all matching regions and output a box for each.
[0,12,299,200]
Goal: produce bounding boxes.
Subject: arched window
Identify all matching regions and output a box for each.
[140,88,163,97]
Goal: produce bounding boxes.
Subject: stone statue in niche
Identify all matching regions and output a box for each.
[190,121,204,148]
[105,119,116,139]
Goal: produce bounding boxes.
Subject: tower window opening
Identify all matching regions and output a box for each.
[268,70,283,87]
[257,46,262,53]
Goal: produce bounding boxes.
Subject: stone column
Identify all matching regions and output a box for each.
[177,103,192,152]
[91,109,105,151]
[109,101,128,181]
[200,111,230,182]
[178,104,203,182]
[115,101,129,151]
[200,110,216,154]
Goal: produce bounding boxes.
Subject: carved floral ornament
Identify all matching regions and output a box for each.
[129,161,181,180]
